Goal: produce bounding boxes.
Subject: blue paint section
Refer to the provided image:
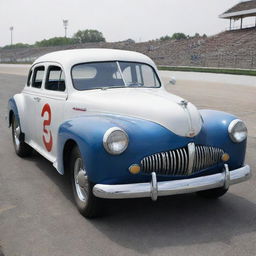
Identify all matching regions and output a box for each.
[197,110,246,170]
[8,97,19,126]
[57,111,246,185]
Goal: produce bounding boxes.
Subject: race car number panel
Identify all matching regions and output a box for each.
[41,103,53,152]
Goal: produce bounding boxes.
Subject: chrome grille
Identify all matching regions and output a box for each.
[141,144,224,176]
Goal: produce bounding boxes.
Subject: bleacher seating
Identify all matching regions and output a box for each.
[1,27,256,69]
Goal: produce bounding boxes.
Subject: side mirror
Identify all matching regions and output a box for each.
[169,77,176,85]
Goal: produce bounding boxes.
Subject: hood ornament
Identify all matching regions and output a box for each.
[178,100,196,138]
[178,100,188,108]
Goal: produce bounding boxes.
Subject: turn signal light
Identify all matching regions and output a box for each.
[222,153,230,162]
[129,164,141,174]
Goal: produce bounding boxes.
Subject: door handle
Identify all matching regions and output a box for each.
[33,97,41,102]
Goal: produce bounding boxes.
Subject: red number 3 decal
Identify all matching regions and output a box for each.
[41,104,53,152]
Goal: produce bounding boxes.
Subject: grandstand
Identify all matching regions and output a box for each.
[1,1,256,69]
[220,0,256,30]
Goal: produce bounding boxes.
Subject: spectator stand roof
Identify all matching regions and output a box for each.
[219,0,256,19]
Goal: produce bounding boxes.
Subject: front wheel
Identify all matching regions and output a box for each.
[11,114,33,157]
[197,187,228,199]
[70,146,101,218]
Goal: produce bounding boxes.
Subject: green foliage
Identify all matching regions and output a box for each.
[159,33,188,41]
[160,35,172,41]
[188,33,208,39]
[35,37,75,47]
[73,29,106,43]
[171,33,188,40]
[160,32,207,41]
[3,43,31,49]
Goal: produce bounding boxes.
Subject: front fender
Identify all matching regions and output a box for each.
[197,110,247,170]
[8,94,25,128]
[57,114,192,183]
[8,97,19,127]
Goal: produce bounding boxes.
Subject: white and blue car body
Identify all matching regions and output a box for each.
[8,49,251,217]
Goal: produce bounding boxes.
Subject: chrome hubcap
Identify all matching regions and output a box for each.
[74,158,89,202]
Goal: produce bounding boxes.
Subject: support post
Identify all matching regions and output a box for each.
[240,17,243,29]
[230,18,232,30]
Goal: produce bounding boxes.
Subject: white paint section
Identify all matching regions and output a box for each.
[35,49,157,71]
[68,88,202,137]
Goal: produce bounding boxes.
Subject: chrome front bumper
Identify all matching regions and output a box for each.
[93,164,251,201]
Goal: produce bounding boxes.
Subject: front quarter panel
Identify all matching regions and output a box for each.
[57,114,192,183]
[8,94,26,129]
[197,110,247,170]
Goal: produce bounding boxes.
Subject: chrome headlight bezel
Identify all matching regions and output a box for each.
[103,127,129,155]
[228,119,247,143]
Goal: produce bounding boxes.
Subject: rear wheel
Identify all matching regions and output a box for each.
[11,114,33,157]
[70,146,101,218]
[197,187,228,199]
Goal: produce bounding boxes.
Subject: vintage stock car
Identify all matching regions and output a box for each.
[8,49,251,218]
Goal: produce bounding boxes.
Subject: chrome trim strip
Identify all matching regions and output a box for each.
[188,143,195,175]
[151,172,158,201]
[172,151,177,174]
[162,153,166,173]
[224,164,230,190]
[93,165,251,199]
[166,152,170,174]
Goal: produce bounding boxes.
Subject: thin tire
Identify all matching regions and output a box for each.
[11,115,32,157]
[70,146,102,218]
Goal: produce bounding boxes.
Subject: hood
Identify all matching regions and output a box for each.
[71,88,202,137]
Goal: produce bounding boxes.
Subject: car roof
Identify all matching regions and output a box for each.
[34,48,156,68]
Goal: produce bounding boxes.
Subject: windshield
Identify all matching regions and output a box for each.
[71,61,161,90]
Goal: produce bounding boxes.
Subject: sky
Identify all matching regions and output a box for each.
[0,0,248,46]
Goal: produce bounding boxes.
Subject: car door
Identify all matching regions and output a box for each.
[22,64,46,148]
[36,63,67,163]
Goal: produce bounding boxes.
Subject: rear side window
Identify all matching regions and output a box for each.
[32,66,45,88]
[27,69,32,86]
[45,66,65,92]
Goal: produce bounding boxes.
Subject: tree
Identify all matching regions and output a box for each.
[171,33,188,40]
[3,43,31,49]
[35,37,75,47]
[73,29,106,43]
[160,35,172,41]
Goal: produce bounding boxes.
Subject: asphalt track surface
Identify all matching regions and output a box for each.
[0,66,255,256]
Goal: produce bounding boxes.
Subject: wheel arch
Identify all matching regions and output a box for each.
[62,139,78,176]
[9,109,14,127]
[8,94,25,128]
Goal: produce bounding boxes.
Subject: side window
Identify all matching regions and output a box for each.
[32,66,45,88]
[141,65,159,87]
[27,69,33,86]
[122,66,132,83]
[45,66,66,92]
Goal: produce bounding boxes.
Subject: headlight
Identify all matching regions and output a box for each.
[103,127,129,155]
[228,119,247,143]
